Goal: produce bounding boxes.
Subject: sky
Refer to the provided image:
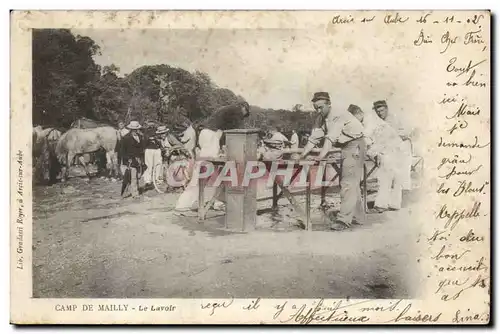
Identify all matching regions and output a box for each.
[71,27,432,119]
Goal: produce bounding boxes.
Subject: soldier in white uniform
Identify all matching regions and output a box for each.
[373,100,413,190]
[269,128,289,145]
[290,130,299,149]
[348,104,406,212]
[300,92,365,231]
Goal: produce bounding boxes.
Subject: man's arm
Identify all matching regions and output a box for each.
[315,116,345,160]
[167,133,183,147]
[322,115,344,145]
[179,131,190,144]
[388,115,412,140]
[301,127,324,158]
[316,136,332,160]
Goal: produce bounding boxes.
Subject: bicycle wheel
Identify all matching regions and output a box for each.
[153,162,169,193]
[167,148,193,187]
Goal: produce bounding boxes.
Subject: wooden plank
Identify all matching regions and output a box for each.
[363,163,368,213]
[272,181,278,210]
[320,164,326,207]
[198,176,206,222]
[274,179,308,222]
[203,186,224,217]
[274,177,331,230]
[306,167,312,231]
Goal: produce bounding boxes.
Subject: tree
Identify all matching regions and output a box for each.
[32,29,315,135]
[32,29,102,127]
[292,104,304,112]
[94,64,131,124]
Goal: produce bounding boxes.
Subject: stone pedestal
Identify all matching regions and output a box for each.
[224,129,260,231]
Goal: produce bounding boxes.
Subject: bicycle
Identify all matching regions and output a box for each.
[152,145,193,194]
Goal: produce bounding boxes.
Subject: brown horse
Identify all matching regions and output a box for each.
[55,126,119,182]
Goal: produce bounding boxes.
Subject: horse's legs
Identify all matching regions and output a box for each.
[78,155,92,180]
[112,151,119,178]
[62,152,74,182]
[105,150,117,179]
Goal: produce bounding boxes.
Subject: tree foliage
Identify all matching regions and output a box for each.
[33,29,102,127]
[33,29,315,135]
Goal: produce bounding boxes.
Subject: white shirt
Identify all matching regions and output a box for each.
[118,128,130,139]
[270,132,288,143]
[290,133,299,149]
[363,111,406,169]
[180,125,197,152]
[385,113,410,138]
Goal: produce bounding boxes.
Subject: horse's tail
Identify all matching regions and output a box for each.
[46,128,62,144]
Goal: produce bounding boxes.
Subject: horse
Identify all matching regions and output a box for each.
[33,126,63,148]
[32,126,63,185]
[55,126,119,182]
[70,117,110,129]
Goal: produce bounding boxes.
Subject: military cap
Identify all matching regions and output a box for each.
[347,104,362,114]
[373,100,388,109]
[311,92,331,102]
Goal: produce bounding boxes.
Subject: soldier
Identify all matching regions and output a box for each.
[348,104,406,212]
[269,127,290,148]
[300,92,365,231]
[290,129,299,149]
[373,100,413,190]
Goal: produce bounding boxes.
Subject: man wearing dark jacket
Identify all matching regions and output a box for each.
[120,121,145,198]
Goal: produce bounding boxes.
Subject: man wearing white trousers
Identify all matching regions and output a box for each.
[373,100,413,191]
[348,104,406,212]
[144,125,169,189]
[174,98,251,213]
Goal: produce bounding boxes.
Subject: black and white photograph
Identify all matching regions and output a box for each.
[12,10,490,324]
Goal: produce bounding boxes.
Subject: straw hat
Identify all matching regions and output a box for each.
[155,125,169,134]
[126,121,142,130]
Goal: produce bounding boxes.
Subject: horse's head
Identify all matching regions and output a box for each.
[33,126,43,141]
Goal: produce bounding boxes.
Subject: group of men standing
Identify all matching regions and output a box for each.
[301,92,413,231]
[116,93,414,232]
[116,97,251,202]
[116,119,196,199]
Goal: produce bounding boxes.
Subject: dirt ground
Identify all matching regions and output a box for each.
[33,165,421,299]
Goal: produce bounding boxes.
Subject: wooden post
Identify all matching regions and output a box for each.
[272,181,278,210]
[306,166,312,231]
[198,167,207,222]
[224,129,260,231]
[320,163,327,208]
[363,163,368,214]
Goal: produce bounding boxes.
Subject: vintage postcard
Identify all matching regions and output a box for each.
[10,10,490,324]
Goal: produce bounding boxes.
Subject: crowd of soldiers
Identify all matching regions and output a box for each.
[118,92,415,231]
